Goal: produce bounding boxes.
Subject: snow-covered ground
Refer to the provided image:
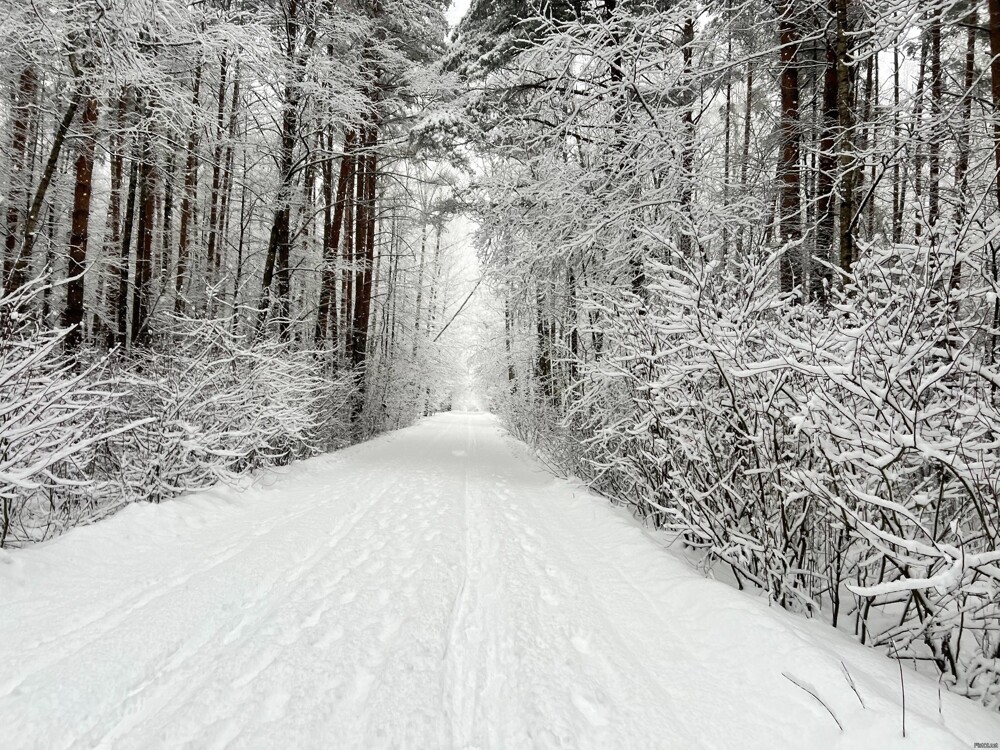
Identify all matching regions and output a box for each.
[1,413,998,749]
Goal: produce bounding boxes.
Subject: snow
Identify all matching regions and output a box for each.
[1,412,998,749]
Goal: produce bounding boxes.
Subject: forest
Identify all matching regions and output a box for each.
[3,0,1000,713]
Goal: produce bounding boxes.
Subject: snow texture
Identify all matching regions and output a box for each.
[1,413,998,749]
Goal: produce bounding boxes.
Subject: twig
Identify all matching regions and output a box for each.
[840,661,866,709]
[889,638,906,738]
[782,672,843,731]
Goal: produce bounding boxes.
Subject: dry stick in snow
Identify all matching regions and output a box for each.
[839,661,865,708]
[781,672,843,731]
[890,639,906,738]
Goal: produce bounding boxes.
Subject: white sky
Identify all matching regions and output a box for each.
[446,0,471,28]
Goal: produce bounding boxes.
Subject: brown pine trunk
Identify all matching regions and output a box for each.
[350,128,372,366]
[63,96,100,348]
[777,0,802,294]
[316,130,355,347]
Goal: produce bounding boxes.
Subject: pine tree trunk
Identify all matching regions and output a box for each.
[316,130,355,347]
[776,0,802,294]
[351,126,378,367]
[63,96,99,349]
[130,132,156,345]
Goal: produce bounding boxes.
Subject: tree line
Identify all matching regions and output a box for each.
[0,0,468,546]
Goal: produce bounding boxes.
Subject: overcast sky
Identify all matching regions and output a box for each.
[447,0,471,28]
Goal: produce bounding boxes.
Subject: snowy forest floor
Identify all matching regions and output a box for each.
[1,413,999,749]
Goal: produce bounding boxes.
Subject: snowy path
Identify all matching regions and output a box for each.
[2,413,998,749]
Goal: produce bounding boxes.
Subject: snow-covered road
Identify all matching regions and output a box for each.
[2,413,998,749]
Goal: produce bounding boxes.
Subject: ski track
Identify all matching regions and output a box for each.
[2,413,999,749]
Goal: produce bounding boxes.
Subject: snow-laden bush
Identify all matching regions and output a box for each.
[505,236,1000,708]
[1,294,358,546]
[100,318,355,505]
[0,280,138,546]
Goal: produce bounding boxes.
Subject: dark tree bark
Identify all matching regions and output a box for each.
[350,126,378,367]
[776,0,802,294]
[315,130,355,347]
[130,132,156,345]
[63,96,100,349]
